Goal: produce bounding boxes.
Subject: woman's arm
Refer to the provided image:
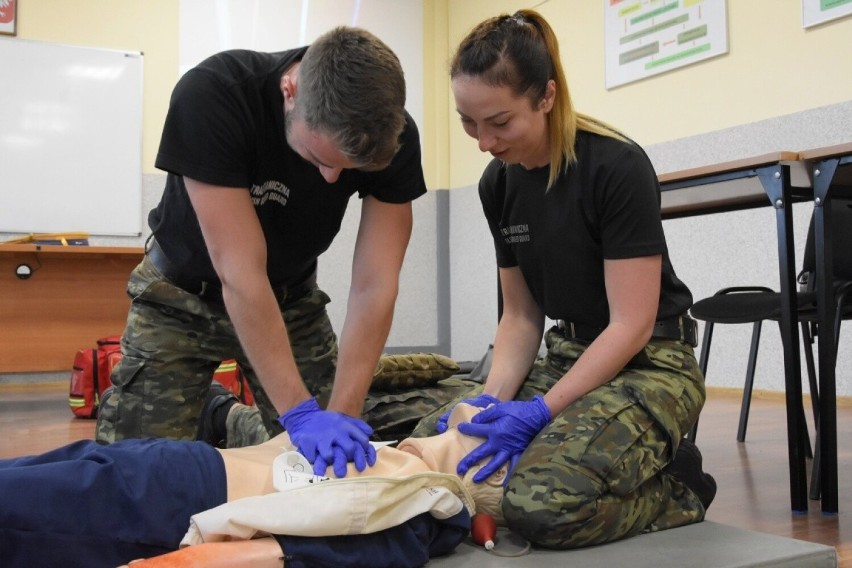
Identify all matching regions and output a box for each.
[481,266,545,401]
[543,254,662,415]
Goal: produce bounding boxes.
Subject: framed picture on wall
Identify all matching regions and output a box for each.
[0,0,17,36]
[604,0,729,89]
[803,0,852,28]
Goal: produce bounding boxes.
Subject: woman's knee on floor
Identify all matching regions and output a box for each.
[502,463,604,548]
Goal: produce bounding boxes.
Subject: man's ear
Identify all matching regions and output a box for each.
[281,74,297,110]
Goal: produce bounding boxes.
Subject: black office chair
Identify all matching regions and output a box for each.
[688,197,852,445]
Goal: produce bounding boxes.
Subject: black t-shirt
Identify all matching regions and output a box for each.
[479,130,692,327]
[151,48,427,286]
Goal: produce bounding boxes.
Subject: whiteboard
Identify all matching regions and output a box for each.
[0,38,143,235]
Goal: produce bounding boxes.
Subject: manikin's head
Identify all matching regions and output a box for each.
[270,403,507,522]
[398,404,506,523]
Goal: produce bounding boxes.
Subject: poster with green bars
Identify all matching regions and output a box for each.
[604,0,729,89]
[802,0,852,27]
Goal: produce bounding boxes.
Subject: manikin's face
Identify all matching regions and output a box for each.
[397,403,507,523]
[284,113,358,184]
[452,74,554,170]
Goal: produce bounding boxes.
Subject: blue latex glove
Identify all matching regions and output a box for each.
[278,398,377,478]
[456,396,552,484]
[435,393,501,433]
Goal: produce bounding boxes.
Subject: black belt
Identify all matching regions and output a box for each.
[146,238,315,304]
[556,315,698,347]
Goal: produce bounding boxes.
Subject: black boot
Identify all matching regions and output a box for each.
[196,381,239,448]
[665,438,717,510]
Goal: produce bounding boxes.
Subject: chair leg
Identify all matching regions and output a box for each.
[802,321,821,424]
[810,427,822,501]
[810,313,844,501]
[800,321,818,460]
[737,321,763,442]
[687,321,714,444]
[697,322,713,378]
[797,397,814,461]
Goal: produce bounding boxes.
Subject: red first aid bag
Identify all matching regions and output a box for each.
[213,359,255,405]
[69,336,122,418]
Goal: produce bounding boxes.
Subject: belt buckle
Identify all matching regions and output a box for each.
[681,316,697,347]
[676,315,686,343]
[558,320,578,339]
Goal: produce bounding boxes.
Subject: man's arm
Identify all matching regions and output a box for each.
[185,177,312,414]
[326,195,413,416]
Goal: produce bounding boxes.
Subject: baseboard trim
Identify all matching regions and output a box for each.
[707,385,852,408]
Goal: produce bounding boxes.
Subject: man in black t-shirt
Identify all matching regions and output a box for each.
[95,27,433,478]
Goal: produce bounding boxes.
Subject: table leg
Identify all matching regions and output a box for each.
[758,164,809,512]
[812,158,840,514]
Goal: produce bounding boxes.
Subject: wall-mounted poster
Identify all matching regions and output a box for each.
[802,0,852,28]
[605,0,728,89]
[0,0,17,36]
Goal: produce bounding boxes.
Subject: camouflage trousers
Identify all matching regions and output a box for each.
[96,253,474,444]
[411,327,707,549]
[225,375,478,448]
[95,253,341,442]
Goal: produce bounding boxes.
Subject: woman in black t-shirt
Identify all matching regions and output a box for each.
[416,9,715,549]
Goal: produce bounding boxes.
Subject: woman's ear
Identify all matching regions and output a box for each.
[539,79,556,113]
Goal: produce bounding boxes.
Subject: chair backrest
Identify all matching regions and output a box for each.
[800,197,852,285]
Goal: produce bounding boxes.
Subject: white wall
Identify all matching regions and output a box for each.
[178,0,424,139]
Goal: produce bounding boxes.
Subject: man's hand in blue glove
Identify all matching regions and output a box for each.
[456,396,552,484]
[278,398,377,478]
[435,393,500,433]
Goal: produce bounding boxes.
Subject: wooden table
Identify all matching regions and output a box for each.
[0,244,143,372]
[658,152,813,512]
[798,142,852,514]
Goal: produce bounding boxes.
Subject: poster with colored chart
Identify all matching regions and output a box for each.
[605,0,728,89]
[802,0,852,28]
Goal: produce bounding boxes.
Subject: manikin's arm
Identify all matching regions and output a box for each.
[125,420,481,567]
[124,509,469,568]
[123,537,283,567]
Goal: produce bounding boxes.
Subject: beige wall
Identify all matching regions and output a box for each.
[434,0,852,189]
[13,1,852,187]
[15,0,178,175]
[422,0,451,190]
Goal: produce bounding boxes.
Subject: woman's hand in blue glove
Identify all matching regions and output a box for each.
[456,396,552,483]
[278,398,376,478]
[435,393,501,433]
